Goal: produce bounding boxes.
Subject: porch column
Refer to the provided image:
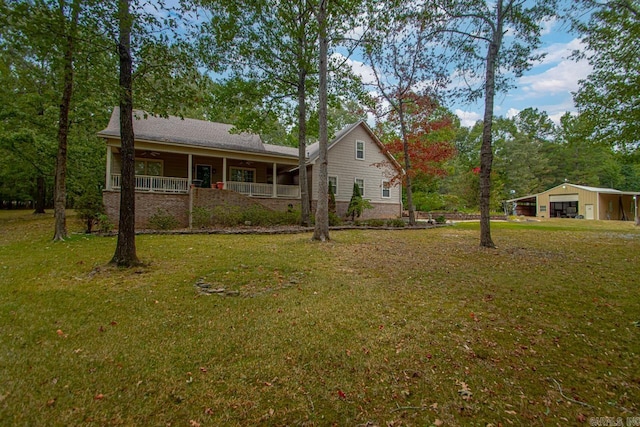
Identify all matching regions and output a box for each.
[105,145,112,190]
[222,157,227,188]
[187,154,193,185]
[272,162,277,198]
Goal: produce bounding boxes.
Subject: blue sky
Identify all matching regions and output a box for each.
[339,18,592,128]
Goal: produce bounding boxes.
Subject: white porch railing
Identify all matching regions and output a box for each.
[276,184,300,198]
[111,174,189,193]
[226,181,300,198]
[110,175,299,198]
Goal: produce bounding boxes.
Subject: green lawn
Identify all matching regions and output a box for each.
[1,211,639,426]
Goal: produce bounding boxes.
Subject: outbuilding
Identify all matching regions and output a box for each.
[506,183,640,221]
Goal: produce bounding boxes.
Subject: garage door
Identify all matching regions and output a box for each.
[549,194,579,202]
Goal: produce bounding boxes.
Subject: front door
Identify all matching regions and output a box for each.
[585,204,594,220]
[196,164,212,188]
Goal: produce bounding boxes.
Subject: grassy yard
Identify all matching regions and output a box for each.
[1,211,639,426]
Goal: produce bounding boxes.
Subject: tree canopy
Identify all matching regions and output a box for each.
[572,0,640,152]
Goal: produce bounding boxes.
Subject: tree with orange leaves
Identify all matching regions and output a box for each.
[374,92,457,224]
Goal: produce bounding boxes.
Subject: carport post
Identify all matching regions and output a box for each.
[635,196,639,226]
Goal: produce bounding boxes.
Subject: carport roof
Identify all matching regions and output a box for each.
[506,183,640,203]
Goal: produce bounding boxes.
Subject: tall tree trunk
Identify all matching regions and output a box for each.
[398,102,415,226]
[111,0,140,266]
[479,4,502,249]
[313,0,329,241]
[297,68,310,227]
[53,0,80,241]
[34,175,46,214]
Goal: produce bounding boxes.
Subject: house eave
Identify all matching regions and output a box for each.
[102,134,299,165]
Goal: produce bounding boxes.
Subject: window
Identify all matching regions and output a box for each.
[135,159,162,176]
[328,176,338,194]
[355,178,364,196]
[355,140,365,160]
[381,180,390,198]
[230,167,255,182]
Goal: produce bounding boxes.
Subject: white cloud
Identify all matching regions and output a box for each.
[519,58,592,96]
[537,38,585,66]
[332,53,378,86]
[540,17,557,36]
[455,109,482,127]
[505,108,520,119]
[539,99,578,125]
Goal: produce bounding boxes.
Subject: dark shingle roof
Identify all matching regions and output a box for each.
[98,108,298,159]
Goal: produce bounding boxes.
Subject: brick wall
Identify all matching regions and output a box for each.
[251,197,300,212]
[103,188,402,229]
[103,190,190,228]
[192,188,267,211]
[193,189,300,214]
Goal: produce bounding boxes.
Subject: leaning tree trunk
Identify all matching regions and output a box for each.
[479,18,501,249]
[312,0,329,241]
[111,0,140,266]
[53,0,80,241]
[297,68,311,227]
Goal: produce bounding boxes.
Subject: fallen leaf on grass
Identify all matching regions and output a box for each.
[189,420,201,427]
[94,393,104,400]
[338,390,346,399]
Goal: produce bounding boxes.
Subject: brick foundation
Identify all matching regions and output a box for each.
[103,191,190,228]
[103,188,402,229]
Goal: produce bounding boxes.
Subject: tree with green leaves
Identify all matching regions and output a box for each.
[346,181,371,221]
[199,0,319,226]
[492,110,555,199]
[572,0,639,153]
[436,0,559,248]
[99,0,204,266]
[110,0,139,266]
[548,112,622,188]
[0,0,115,221]
[363,3,448,226]
[199,0,368,230]
[312,0,330,241]
[51,0,81,241]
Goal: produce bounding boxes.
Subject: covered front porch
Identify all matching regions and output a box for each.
[105,146,301,198]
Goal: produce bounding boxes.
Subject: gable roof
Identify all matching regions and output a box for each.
[98,107,298,159]
[306,120,403,172]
